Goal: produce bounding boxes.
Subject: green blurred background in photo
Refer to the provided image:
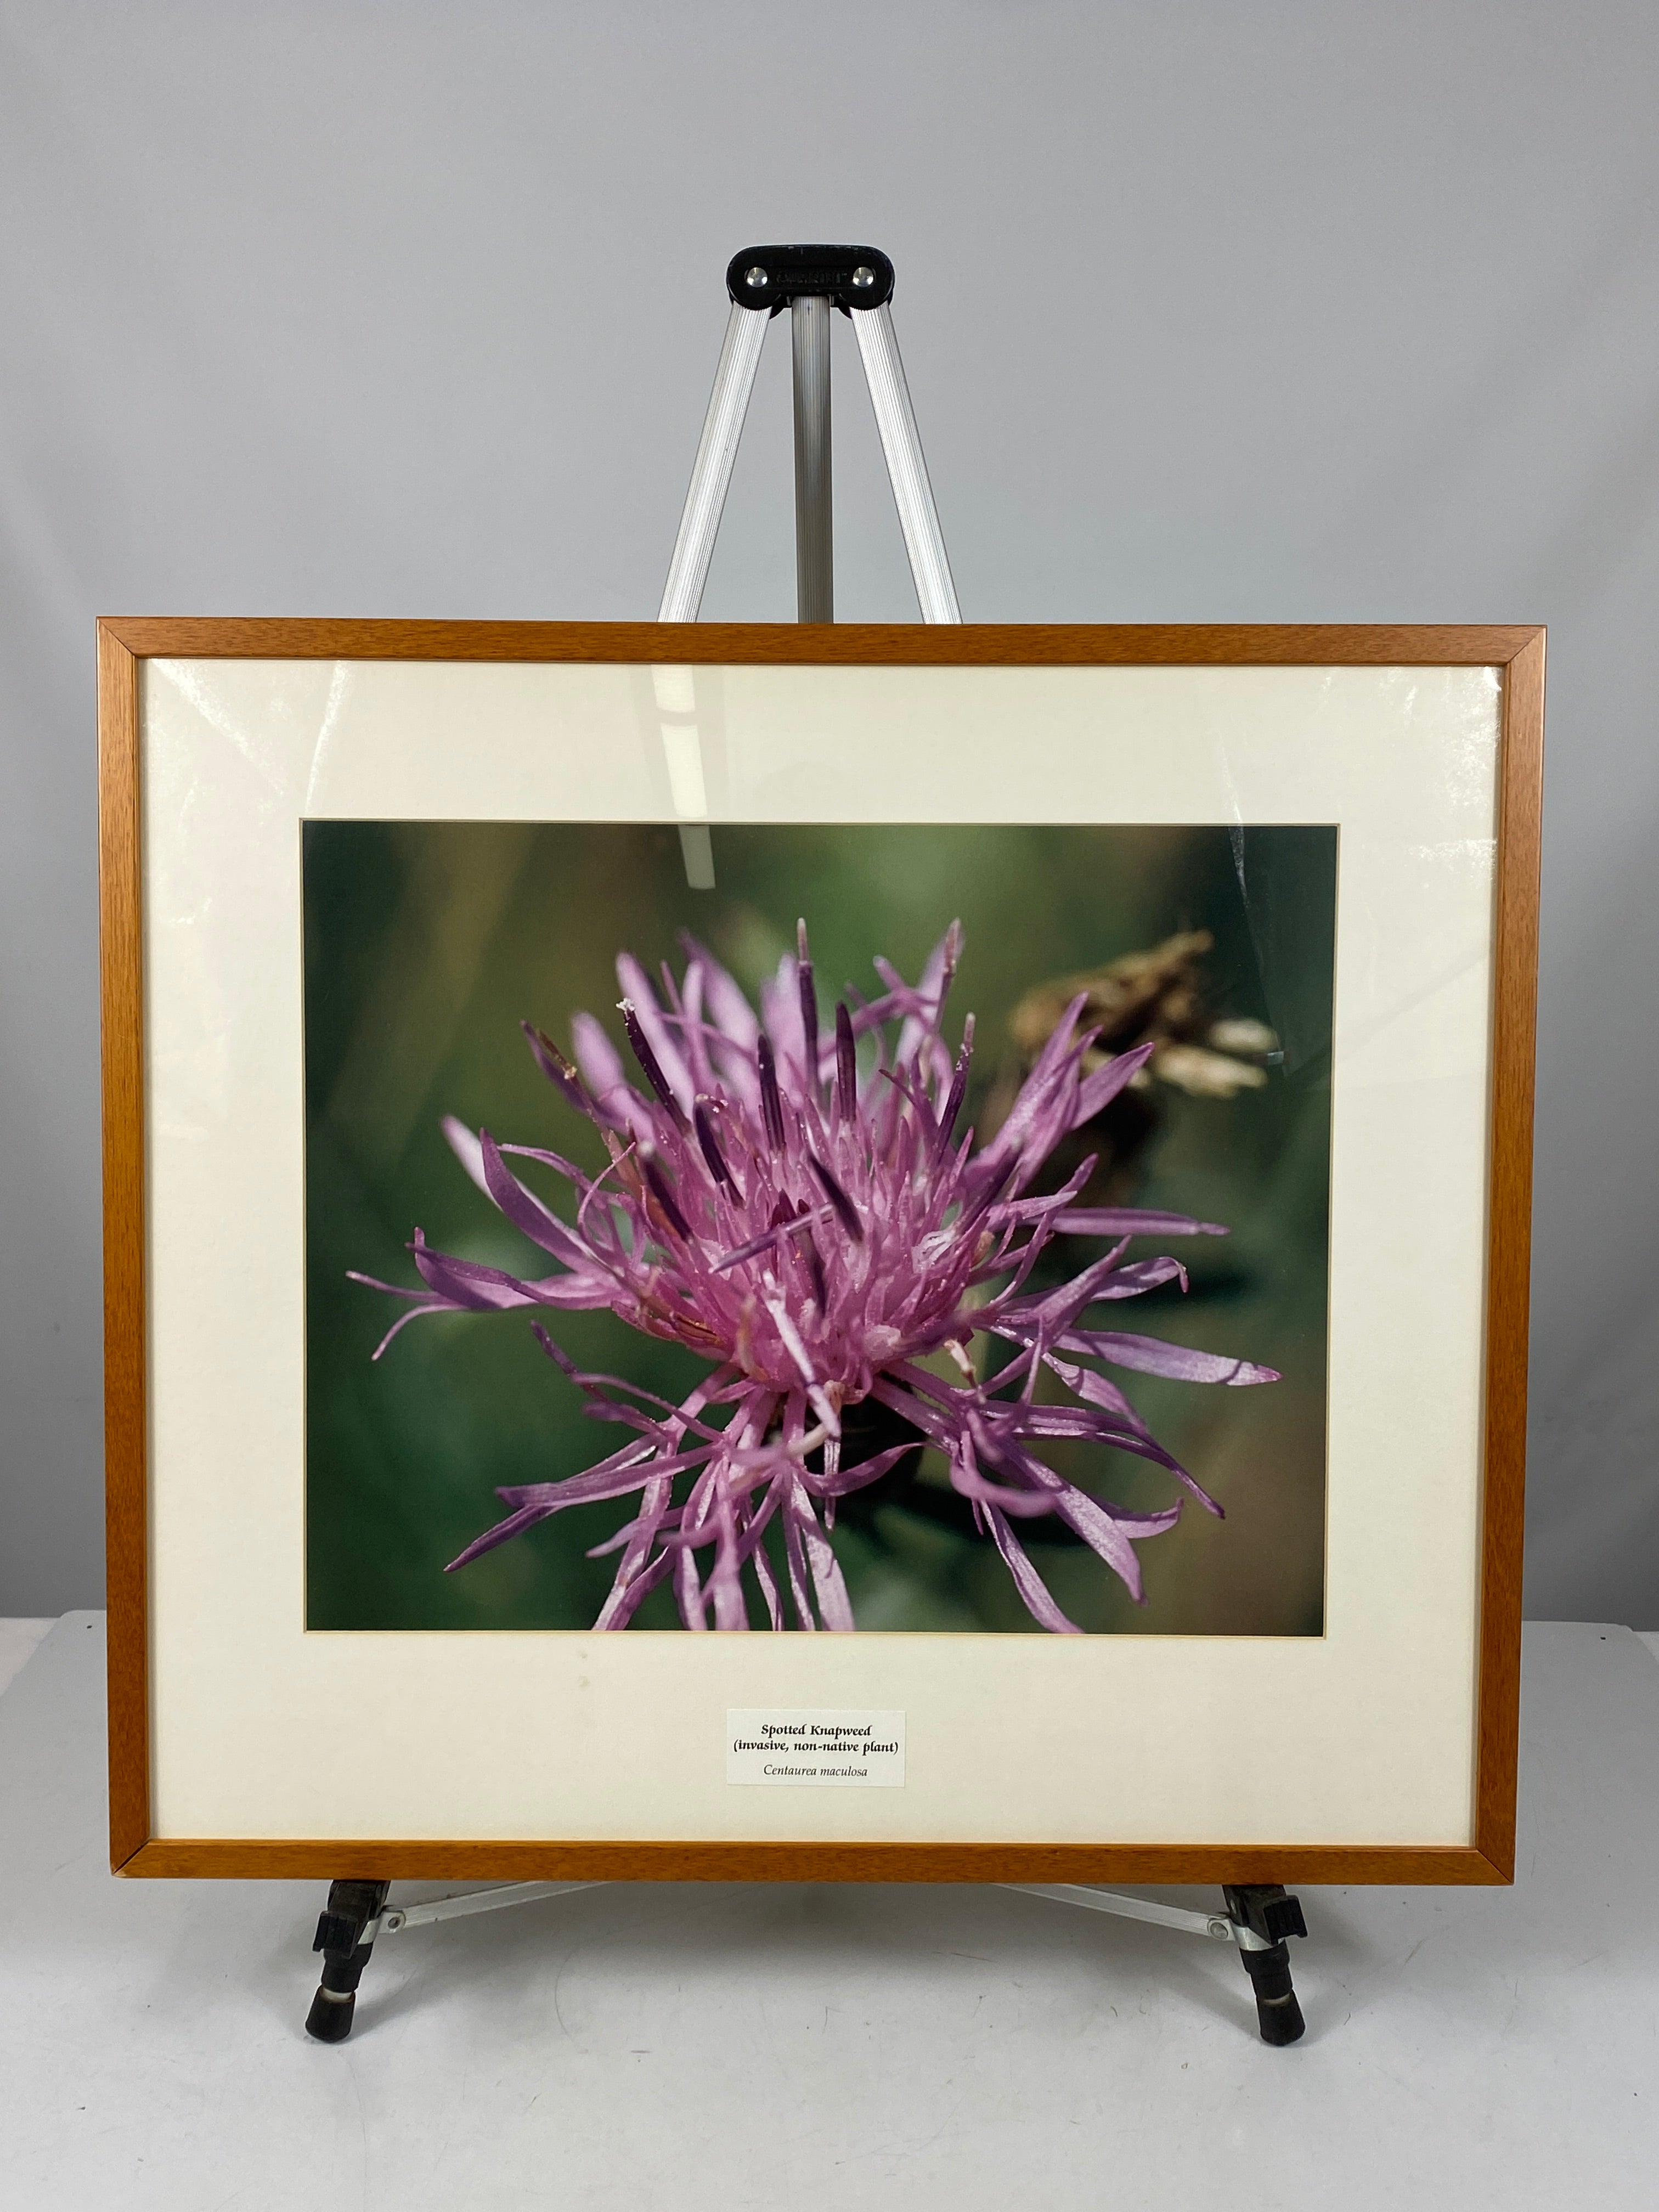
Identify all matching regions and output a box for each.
[304,820,1335,1635]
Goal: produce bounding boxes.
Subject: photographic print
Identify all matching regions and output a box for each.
[306,819,1335,1638]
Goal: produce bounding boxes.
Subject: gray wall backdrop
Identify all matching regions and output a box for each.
[2,1,1655,1621]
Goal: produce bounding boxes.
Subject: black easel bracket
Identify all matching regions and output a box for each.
[724,243,895,314]
[304,1878,390,2043]
[1224,1883,1309,2045]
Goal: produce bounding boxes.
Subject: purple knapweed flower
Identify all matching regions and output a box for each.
[353,922,1278,1632]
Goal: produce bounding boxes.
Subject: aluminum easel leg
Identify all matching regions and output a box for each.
[849,300,961,623]
[658,301,771,622]
[792,294,834,621]
[302,1881,604,2042]
[1009,1881,1308,2045]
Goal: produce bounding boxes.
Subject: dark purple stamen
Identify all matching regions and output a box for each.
[757,1034,786,1151]
[693,1101,737,1193]
[796,919,819,1087]
[809,1153,864,1243]
[619,998,687,1127]
[712,1197,815,1274]
[957,1149,1020,1235]
[802,1229,828,1311]
[711,1222,797,1272]
[641,1155,692,1240]
[934,1014,975,1161]
[835,1001,857,1119]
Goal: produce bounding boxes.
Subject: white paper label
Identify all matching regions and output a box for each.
[726,1708,905,1786]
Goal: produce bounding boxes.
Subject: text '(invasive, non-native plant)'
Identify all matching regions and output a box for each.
[726,1707,905,1785]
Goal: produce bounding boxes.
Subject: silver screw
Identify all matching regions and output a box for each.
[850,266,876,289]
[1206,1917,1234,1941]
[744,266,769,289]
[382,1909,407,1933]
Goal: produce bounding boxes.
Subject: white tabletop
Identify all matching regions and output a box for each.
[2,1613,1655,2210]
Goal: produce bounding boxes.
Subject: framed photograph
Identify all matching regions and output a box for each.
[99,620,1542,1882]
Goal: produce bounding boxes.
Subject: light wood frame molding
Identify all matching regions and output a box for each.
[99,620,1544,1884]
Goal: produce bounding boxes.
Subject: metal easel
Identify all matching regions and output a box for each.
[304,244,1308,2048]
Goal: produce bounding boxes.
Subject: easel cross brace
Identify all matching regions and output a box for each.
[304,244,1308,2047]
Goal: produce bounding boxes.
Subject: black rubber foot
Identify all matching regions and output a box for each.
[305,1988,357,2042]
[1252,1980,1306,2045]
[1235,1942,1306,2044]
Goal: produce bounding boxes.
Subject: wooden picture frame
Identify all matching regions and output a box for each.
[99,619,1543,1884]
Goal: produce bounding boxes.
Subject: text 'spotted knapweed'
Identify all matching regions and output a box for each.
[356,923,1277,1631]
